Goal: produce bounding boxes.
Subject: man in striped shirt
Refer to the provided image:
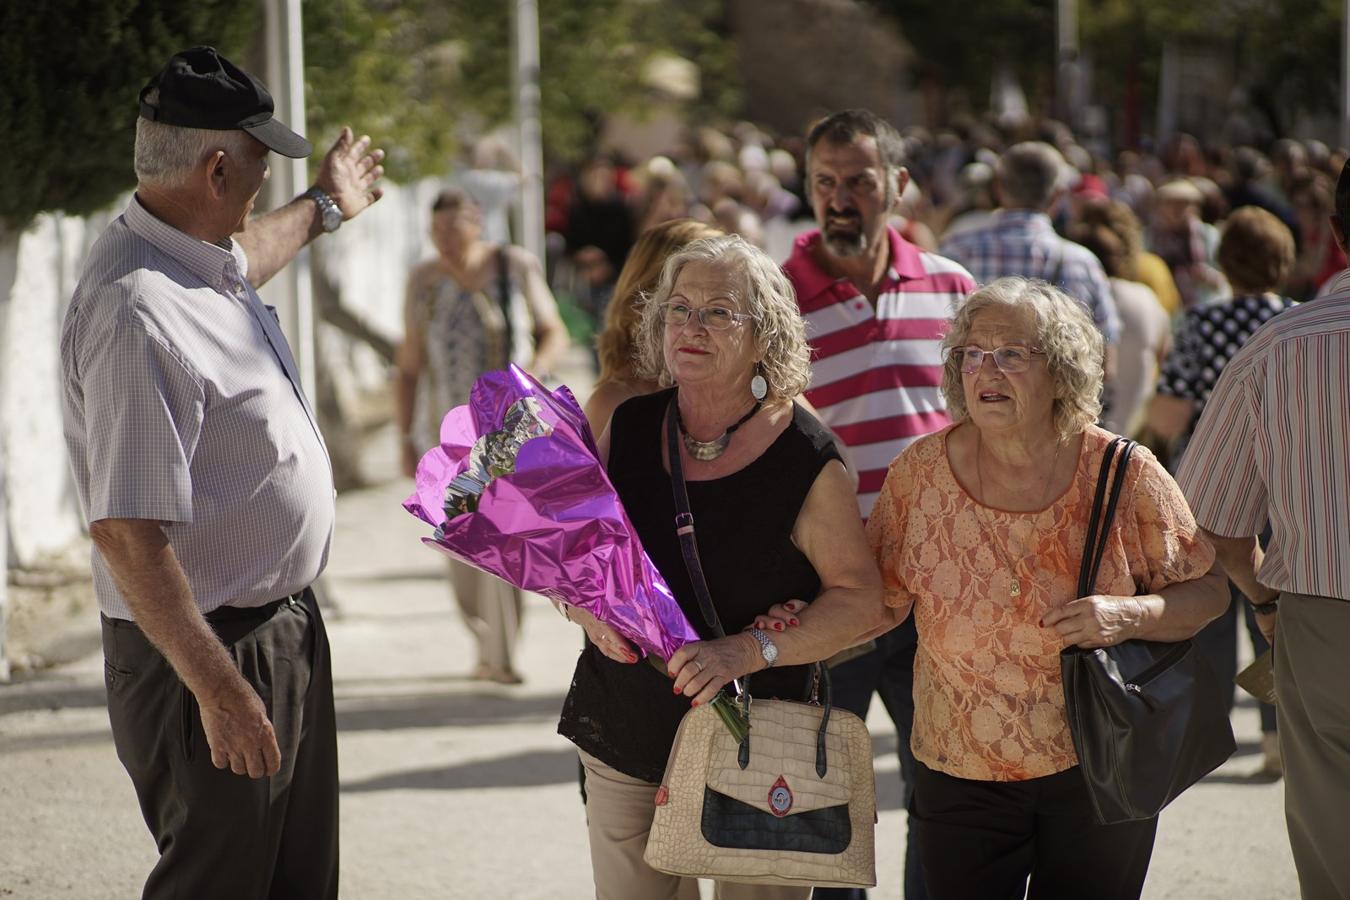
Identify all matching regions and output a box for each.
[784,108,975,900]
[1178,160,1350,900]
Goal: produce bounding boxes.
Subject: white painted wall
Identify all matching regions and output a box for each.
[0,178,444,675]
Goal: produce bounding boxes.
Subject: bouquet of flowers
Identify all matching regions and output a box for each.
[403,366,746,737]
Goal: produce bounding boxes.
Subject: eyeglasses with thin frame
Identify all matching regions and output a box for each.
[663,302,754,331]
[953,343,1045,375]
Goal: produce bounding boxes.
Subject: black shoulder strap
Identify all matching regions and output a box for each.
[496,244,514,366]
[1077,437,1137,597]
[665,395,727,639]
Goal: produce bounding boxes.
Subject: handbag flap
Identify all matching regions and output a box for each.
[703,700,865,816]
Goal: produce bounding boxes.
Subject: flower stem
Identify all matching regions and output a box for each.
[647,653,748,740]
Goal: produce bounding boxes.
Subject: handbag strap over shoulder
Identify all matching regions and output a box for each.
[495,244,514,367]
[1078,436,1137,597]
[665,396,728,641]
[665,396,836,772]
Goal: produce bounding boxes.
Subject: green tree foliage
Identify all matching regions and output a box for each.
[875,0,1341,143]
[0,0,735,227]
[303,0,740,179]
[0,1,252,229]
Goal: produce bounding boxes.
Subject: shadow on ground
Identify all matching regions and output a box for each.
[342,747,580,793]
[336,691,565,732]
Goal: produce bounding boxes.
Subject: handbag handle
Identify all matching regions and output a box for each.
[1078,437,1137,597]
[665,396,835,776]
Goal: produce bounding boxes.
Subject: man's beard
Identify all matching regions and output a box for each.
[822,210,869,258]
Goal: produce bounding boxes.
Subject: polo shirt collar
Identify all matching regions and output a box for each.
[786,224,925,299]
[886,224,926,280]
[125,195,246,291]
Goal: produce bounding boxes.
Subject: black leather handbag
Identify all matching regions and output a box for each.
[1060,437,1236,825]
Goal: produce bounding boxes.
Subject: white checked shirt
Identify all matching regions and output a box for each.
[939,209,1121,343]
[1178,271,1350,601]
[61,196,336,620]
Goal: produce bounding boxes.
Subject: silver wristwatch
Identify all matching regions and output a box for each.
[746,627,779,669]
[303,186,343,233]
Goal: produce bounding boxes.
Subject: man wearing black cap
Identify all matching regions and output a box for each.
[60,47,384,899]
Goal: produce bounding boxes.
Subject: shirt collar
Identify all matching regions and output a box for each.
[124,195,248,291]
[1326,267,1350,298]
[785,224,923,299]
[991,208,1055,232]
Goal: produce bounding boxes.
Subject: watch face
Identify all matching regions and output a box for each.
[322,202,342,232]
[754,629,778,665]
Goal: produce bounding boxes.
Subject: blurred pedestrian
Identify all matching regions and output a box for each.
[585,218,722,434]
[1146,179,1226,308]
[939,141,1121,381]
[397,187,569,684]
[60,46,385,899]
[565,156,637,339]
[1287,173,1346,299]
[1068,201,1171,438]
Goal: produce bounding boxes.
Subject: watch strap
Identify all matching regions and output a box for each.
[746,627,777,668]
[303,186,341,232]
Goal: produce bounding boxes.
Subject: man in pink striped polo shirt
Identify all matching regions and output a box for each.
[784,108,974,900]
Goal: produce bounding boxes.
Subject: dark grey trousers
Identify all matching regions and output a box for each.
[101,588,338,900]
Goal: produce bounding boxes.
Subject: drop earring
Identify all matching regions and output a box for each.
[750,365,768,402]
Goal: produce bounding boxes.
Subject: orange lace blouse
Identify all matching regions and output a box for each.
[865,424,1215,781]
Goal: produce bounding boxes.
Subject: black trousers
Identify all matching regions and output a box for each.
[910,762,1157,900]
[102,588,338,900]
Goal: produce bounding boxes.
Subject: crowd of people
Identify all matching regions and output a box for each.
[58,42,1350,900]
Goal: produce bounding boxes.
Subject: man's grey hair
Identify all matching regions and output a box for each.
[805,109,907,207]
[996,142,1071,211]
[134,89,254,186]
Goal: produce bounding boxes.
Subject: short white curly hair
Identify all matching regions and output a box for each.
[940,276,1103,440]
[634,235,811,401]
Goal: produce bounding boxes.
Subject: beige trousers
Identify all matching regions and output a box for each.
[577,749,814,900]
[1274,591,1350,900]
[448,560,522,676]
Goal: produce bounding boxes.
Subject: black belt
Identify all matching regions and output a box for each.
[205,592,303,625]
[203,589,308,643]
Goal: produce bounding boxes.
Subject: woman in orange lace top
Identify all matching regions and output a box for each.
[865,277,1226,900]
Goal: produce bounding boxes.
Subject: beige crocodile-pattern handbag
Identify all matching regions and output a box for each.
[643,693,876,889]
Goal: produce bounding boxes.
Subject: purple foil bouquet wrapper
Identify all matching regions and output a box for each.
[403,365,701,662]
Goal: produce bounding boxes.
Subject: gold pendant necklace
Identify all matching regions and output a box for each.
[972,432,1063,600]
[676,397,762,462]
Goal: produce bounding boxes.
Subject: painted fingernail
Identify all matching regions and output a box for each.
[774,622,784,631]
[691,699,700,707]
[673,685,682,694]
[788,618,799,626]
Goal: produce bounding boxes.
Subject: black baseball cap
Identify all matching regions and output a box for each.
[138,46,312,159]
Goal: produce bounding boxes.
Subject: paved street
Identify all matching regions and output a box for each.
[0,355,1301,898]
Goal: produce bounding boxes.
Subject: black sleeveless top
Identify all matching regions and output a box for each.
[557,388,843,783]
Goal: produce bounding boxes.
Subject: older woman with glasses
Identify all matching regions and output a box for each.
[866,276,1226,900]
[556,235,888,900]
